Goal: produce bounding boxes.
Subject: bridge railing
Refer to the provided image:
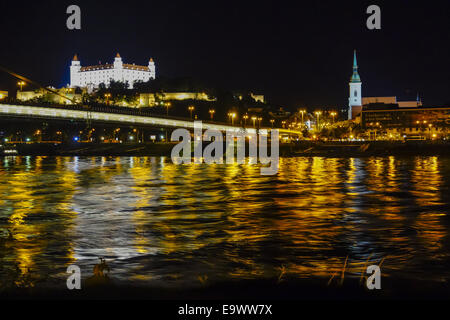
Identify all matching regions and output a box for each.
[0,99,233,126]
[0,100,303,134]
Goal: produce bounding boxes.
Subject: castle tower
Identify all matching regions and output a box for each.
[70,54,81,87]
[148,58,156,79]
[348,50,362,120]
[112,52,123,85]
[114,52,123,68]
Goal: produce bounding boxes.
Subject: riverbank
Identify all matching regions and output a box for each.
[287,140,450,157]
[2,276,449,300]
[2,141,450,157]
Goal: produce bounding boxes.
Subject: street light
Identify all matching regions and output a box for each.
[165,102,171,116]
[257,117,262,128]
[270,119,275,128]
[188,106,195,119]
[104,93,111,105]
[330,112,337,123]
[315,111,322,130]
[299,110,306,127]
[228,112,236,125]
[243,114,249,126]
[209,109,215,120]
[252,116,257,128]
[17,81,26,92]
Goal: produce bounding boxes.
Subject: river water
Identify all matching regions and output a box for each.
[1,156,449,291]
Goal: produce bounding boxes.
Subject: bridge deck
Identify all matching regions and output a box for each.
[0,103,302,135]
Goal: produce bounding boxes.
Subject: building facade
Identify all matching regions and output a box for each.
[70,53,156,89]
[139,92,216,107]
[363,96,422,108]
[17,87,83,104]
[361,105,450,139]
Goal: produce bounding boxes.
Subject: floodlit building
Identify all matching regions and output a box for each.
[361,105,450,139]
[233,92,265,103]
[139,92,216,107]
[363,96,422,108]
[250,93,265,103]
[0,91,8,100]
[17,87,83,104]
[362,97,397,105]
[70,53,156,89]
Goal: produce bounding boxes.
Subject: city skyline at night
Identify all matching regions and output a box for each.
[2,0,450,308]
[0,1,449,109]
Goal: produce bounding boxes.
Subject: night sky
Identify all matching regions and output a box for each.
[1,0,449,109]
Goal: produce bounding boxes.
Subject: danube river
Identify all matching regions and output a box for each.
[1,156,450,294]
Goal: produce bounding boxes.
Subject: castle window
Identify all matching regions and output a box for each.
[354,90,358,97]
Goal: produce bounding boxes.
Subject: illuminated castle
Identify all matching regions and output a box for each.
[70,53,156,89]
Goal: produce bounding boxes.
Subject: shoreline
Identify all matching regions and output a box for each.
[1,276,449,300]
[1,141,450,157]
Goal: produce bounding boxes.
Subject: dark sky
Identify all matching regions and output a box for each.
[1,0,449,109]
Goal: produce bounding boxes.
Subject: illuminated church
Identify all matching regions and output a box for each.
[70,53,156,89]
[348,50,362,120]
[348,51,422,120]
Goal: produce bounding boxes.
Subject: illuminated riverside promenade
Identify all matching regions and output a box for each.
[0,102,301,136]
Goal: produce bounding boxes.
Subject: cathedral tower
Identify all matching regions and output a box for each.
[348,50,362,120]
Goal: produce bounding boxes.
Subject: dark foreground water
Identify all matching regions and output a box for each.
[1,156,450,295]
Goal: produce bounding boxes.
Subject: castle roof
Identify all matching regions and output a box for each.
[123,64,149,71]
[80,63,150,72]
[76,54,152,72]
[72,54,79,61]
[80,64,113,72]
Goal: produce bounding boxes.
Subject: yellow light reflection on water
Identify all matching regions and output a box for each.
[0,155,449,287]
[411,157,445,252]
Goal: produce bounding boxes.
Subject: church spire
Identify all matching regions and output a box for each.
[350,50,361,83]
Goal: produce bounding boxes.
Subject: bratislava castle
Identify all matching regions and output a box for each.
[70,53,156,89]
